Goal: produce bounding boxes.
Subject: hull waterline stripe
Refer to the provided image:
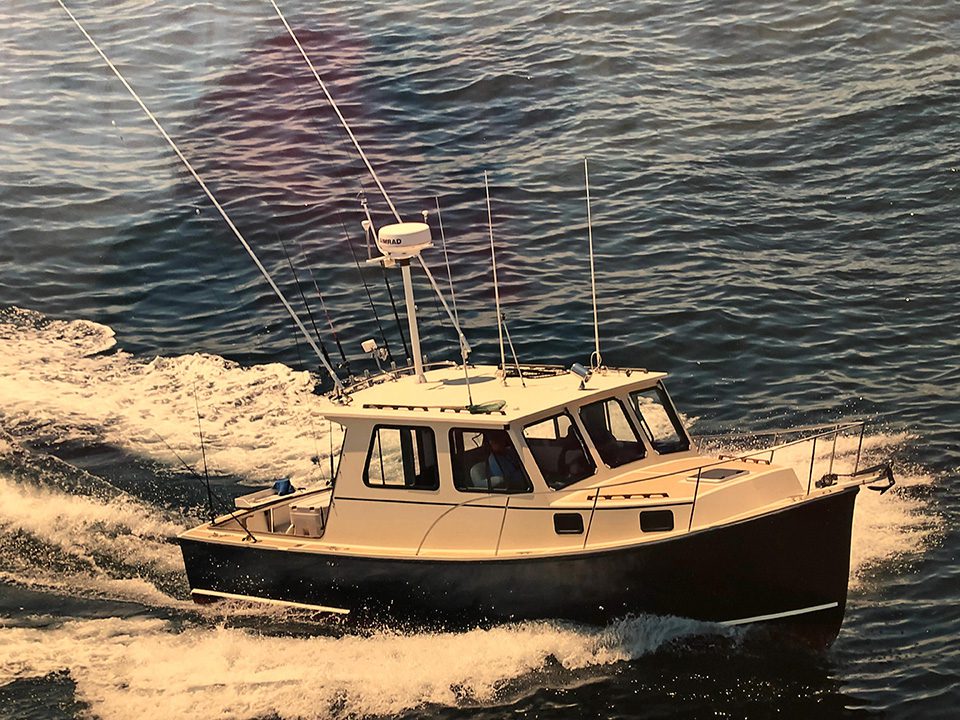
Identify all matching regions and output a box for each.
[720,601,839,626]
[191,589,350,614]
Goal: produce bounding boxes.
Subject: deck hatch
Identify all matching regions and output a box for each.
[692,468,748,482]
[553,513,585,534]
[639,510,674,532]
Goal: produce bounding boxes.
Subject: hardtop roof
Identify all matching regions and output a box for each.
[323,364,667,426]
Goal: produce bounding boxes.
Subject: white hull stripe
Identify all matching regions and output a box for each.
[191,589,350,614]
[720,601,839,627]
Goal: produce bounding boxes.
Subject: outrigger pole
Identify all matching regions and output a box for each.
[56,0,344,393]
[270,0,474,375]
[268,0,401,224]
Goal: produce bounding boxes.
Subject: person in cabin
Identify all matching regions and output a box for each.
[468,430,526,491]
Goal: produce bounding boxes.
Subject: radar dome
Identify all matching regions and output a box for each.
[376,222,433,259]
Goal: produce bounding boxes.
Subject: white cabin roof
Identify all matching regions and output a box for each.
[325,364,667,426]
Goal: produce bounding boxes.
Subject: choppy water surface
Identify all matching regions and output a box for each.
[1,0,957,718]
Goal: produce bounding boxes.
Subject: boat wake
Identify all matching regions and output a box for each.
[0,436,190,607]
[2,613,732,720]
[0,306,943,718]
[0,306,340,486]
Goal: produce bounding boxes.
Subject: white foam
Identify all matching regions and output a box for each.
[0,613,726,719]
[0,475,184,571]
[0,307,340,484]
[0,471,191,606]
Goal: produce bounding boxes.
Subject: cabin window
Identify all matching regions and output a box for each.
[630,383,690,454]
[364,425,439,490]
[522,412,595,489]
[578,397,646,468]
[449,428,532,493]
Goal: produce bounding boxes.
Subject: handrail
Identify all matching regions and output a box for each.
[688,466,703,531]
[695,420,864,442]
[410,419,874,553]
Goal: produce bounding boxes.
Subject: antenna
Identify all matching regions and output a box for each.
[56,0,344,393]
[436,198,473,406]
[269,0,402,223]
[501,312,526,387]
[585,158,602,370]
[415,256,471,357]
[484,172,507,381]
[414,212,472,360]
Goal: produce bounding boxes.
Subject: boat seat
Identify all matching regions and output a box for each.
[457,446,490,489]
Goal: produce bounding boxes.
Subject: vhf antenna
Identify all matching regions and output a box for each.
[585,158,602,370]
[485,172,508,382]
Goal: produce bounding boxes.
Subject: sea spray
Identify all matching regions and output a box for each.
[0,614,733,720]
[0,306,340,485]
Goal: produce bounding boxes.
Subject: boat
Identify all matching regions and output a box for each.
[57,0,896,646]
[180,357,893,647]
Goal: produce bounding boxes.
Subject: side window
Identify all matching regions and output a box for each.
[579,398,646,467]
[522,412,595,490]
[630,384,690,454]
[364,425,439,490]
[449,429,532,494]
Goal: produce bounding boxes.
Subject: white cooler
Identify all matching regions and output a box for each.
[290,493,331,537]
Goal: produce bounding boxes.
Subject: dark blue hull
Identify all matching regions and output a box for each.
[180,487,858,645]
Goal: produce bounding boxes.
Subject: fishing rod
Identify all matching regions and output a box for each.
[193,382,216,523]
[290,235,350,372]
[55,0,345,394]
[338,209,399,363]
[276,232,337,372]
[149,427,257,544]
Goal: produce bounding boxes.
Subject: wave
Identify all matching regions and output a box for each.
[0,434,189,605]
[0,306,340,486]
[0,613,730,720]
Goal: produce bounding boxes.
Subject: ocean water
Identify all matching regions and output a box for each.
[0,0,957,718]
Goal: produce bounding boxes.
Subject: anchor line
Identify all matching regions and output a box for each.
[55,0,344,392]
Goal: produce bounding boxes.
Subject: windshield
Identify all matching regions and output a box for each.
[579,397,646,467]
[629,383,690,454]
[522,412,596,489]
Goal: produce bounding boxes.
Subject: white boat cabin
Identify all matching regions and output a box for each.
[182,363,811,559]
